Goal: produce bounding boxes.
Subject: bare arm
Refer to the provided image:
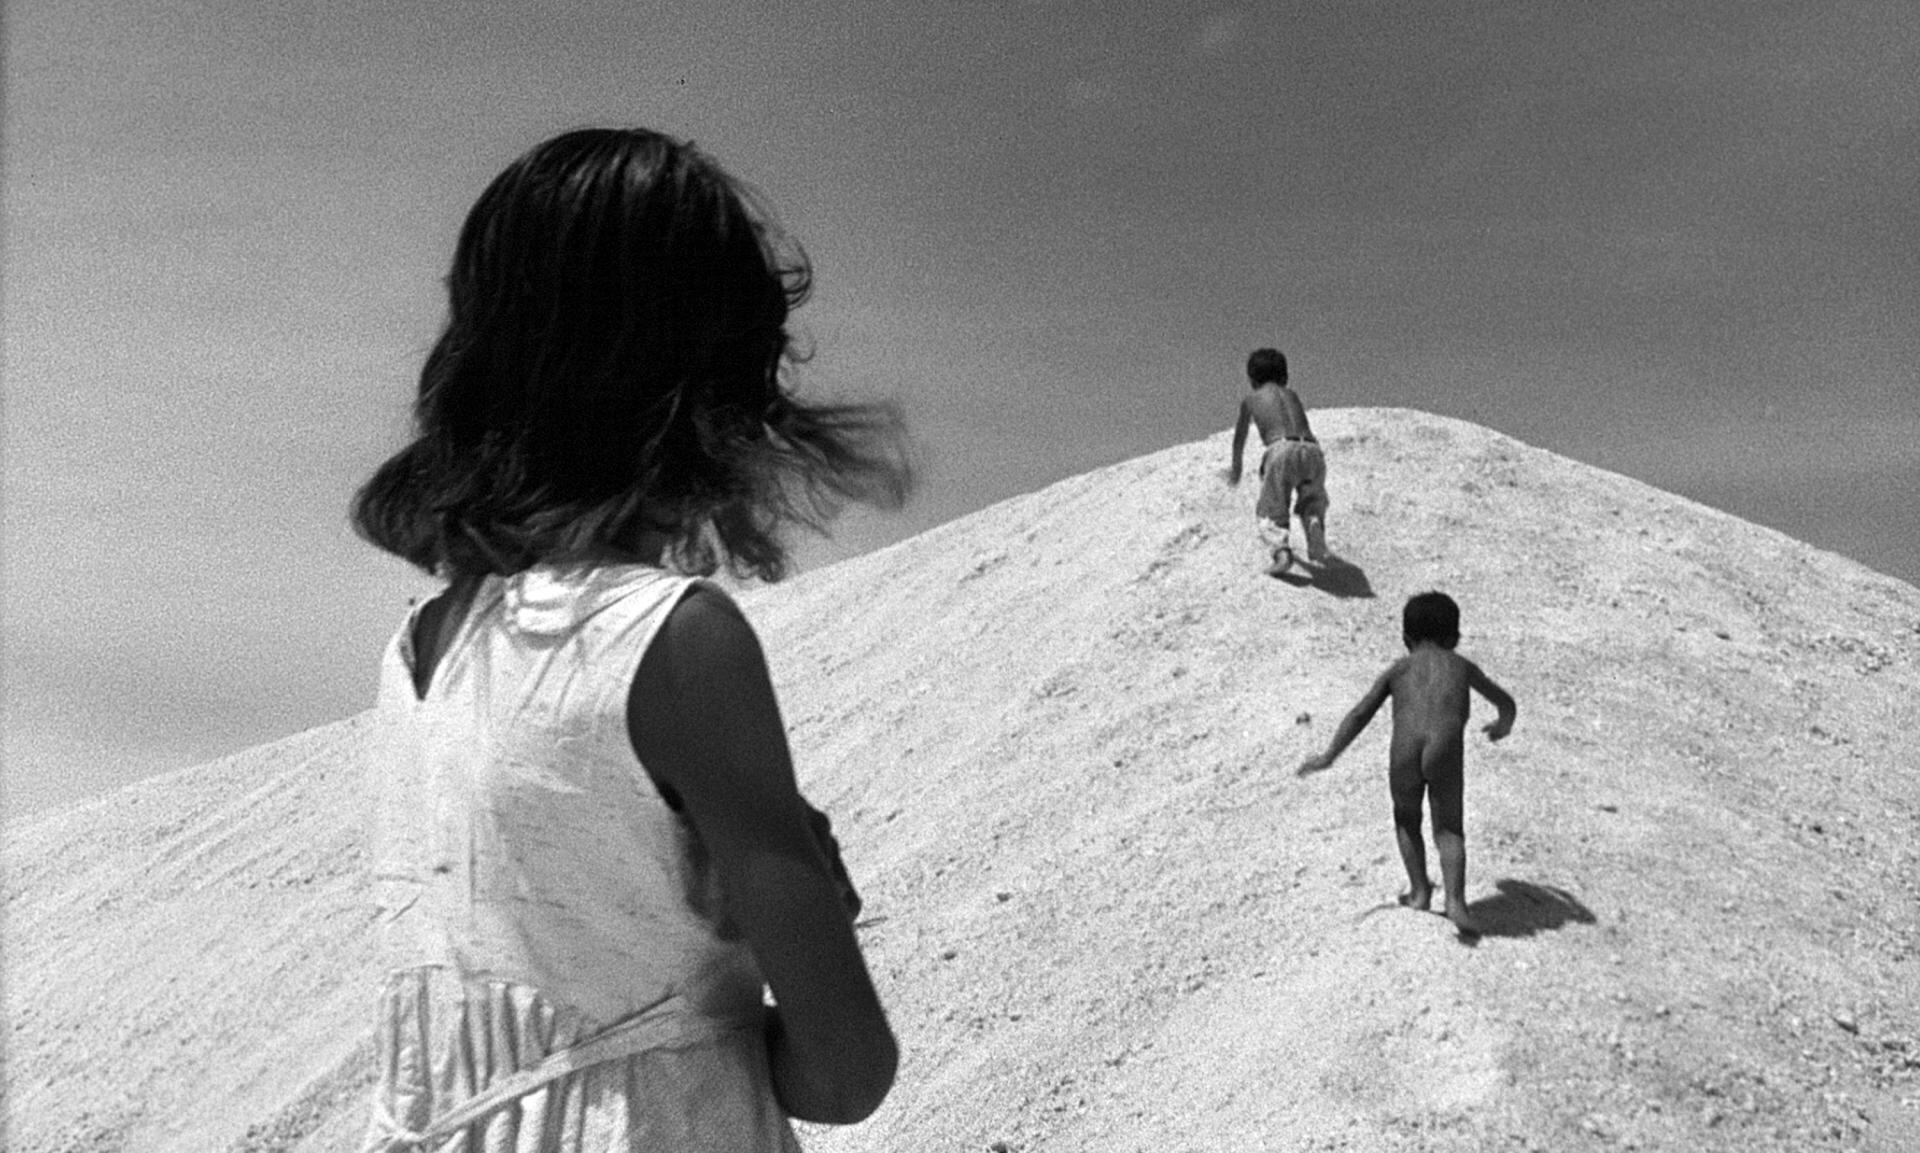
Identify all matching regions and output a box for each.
[629,587,896,1124]
[1297,665,1396,774]
[1466,660,1516,741]
[1229,401,1251,484]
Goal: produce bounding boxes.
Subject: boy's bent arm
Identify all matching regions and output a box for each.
[630,587,897,1124]
[1229,403,1251,483]
[1467,660,1516,741]
[1299,665,1395,774]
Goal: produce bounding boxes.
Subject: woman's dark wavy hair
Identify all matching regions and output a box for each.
[353,127,911,581]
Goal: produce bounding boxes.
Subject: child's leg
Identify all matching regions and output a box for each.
[1387,744,1432,910]
[1424,747,1476,932]
[1257,516,1292,573]
[1256,459,1294,559]
[1273,488,1297,572]
[1304,516,1327,562]
[1297,481,1329,562]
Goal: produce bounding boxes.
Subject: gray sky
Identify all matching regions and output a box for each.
[6,0,1917,818]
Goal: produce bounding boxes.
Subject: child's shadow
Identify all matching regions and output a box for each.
[1273,553,1375,599]
[1462,878,1597,941]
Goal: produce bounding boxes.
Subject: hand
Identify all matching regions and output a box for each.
[1296,753,1333,776]
[834,876,863,920]
[807,806,864,920]
[1225,466,1241,486]
[1482,717,1512,742]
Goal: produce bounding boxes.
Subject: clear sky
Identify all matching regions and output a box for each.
[5,0,1917,819]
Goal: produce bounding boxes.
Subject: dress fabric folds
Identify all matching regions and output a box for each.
[358,565,802,1152]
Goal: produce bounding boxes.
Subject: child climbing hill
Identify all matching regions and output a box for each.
[350,127,908,1151]
[1298,591,1516,935]
[1228,348,1329,575]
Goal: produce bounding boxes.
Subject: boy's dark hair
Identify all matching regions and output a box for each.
[1246,348,1288,386]
[1403,591,1461,649]
[352,128,910,582]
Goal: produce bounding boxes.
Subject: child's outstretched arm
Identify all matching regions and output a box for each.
[1297,665,1395,775]
[1229,402,1251,484]
[630,586,897,1125]
[1466,660,1516,741]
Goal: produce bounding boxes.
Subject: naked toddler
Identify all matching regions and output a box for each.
[1297,591,1516,934]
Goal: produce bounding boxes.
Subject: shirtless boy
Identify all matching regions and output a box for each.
[1228,348,1328,574]
[1297,592,1516,935]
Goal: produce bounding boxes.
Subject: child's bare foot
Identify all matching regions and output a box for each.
[1444,902,1481,935]
[1398,887,1432,912]
[1268,546,1294,575]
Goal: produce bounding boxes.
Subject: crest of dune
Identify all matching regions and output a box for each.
[7,409,1918,1152]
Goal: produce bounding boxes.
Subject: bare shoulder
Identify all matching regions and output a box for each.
[674,580,746,624]
[1458,652,1496,684]
[656,583,759,666]
[1461,654,1515,702]
[630,582,776,758]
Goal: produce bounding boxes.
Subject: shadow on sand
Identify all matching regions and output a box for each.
[1458,878,1597,945]
[1273,553,1375,599]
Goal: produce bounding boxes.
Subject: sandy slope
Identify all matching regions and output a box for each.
[7,408,1917,1152]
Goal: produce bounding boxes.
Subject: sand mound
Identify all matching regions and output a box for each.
[8,408,1918,1152]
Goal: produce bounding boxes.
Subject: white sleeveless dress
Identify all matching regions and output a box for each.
[360,564,801,1152]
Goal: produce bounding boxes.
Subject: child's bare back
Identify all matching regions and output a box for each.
[1239,383,1313,447]
[1384,645,1495,780]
